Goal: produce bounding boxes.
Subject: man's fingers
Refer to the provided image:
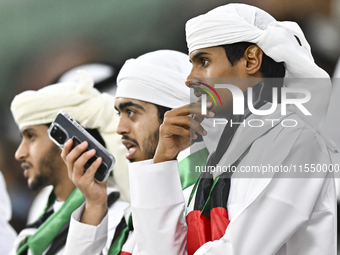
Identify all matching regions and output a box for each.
[163,115,207,137]
[73,148,97,178]
[160,121,206,140]
[189,102,215,119]
[190,114,204,124]
[190,117,207,137]
[160,124,191,139]
[61,139,76,179]
[65,141,89,164]
[164,102,214,118]
[163,115,190,128]
[61,138,73,161]
[84,156,102,181]
[64,141,88,178]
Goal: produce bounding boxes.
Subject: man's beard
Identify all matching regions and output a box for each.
[29,145,60,191]
[129,129,159,163]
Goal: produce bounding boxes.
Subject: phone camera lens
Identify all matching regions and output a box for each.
[51,125,67,144]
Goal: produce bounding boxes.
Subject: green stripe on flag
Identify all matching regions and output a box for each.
[17,188,84,255]
[108,214,133,255]
[178,147,209,190]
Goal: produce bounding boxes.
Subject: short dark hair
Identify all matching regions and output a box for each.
[44,123,106,148]
[222,42,286,78]
[154,104,171,124]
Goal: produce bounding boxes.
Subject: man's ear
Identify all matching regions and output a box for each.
[244,45,263,75]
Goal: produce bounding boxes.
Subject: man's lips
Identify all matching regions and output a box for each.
[193,87,208,102]
[20,163,31,177]
[194,90,202,98]
[121,139,138,160]
[192,83,208,99]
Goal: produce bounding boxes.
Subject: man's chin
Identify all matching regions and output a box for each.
[28,177,48,191]
[126,149,156,163]
[28,182,41,191]
[128,156,148,163]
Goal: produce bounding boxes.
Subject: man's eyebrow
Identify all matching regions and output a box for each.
[190,52,211,62]
[117,101,145,111]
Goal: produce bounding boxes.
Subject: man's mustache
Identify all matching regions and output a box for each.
[121,135,139,148]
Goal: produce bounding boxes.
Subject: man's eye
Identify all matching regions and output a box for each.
[127,109,135,116]
[201,58,209,66]
[27,133,35,140]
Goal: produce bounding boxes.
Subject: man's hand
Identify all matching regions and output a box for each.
[153,101,214,163]
[61,139,107,226]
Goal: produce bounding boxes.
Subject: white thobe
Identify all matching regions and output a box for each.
[129,108,337,255]
[10,187,128,255]
[64,199,129,255]
[62,141,212,255]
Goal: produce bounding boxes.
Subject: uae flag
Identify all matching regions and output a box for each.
[186,171,231,255]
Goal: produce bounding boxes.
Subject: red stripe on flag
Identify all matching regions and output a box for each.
[210,207,230,241]
[120,252,132,255]
[186,210,211,255]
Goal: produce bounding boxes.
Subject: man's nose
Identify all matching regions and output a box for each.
[15,140,28,161]
[116,117,130,135]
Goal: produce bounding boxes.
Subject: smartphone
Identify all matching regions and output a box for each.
[47,110,115,182]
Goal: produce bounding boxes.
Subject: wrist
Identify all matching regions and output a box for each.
[85,199,107,211]
[84,192,107,207]
[81,201,108,226]
[153,151,177,164]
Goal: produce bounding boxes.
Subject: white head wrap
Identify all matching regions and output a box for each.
[116,50,191,108]
[11,70,116,136]
[11,71,131,201]
[186,3,335,150]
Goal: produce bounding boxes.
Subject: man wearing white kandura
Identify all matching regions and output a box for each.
[10,71,129,255]
[62,50,222,254]
[128,3,338,255]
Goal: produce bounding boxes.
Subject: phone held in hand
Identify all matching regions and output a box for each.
[47,110,115,182]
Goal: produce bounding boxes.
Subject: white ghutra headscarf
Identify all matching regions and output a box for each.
[186,3,336,151]
[116,50,191,108]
